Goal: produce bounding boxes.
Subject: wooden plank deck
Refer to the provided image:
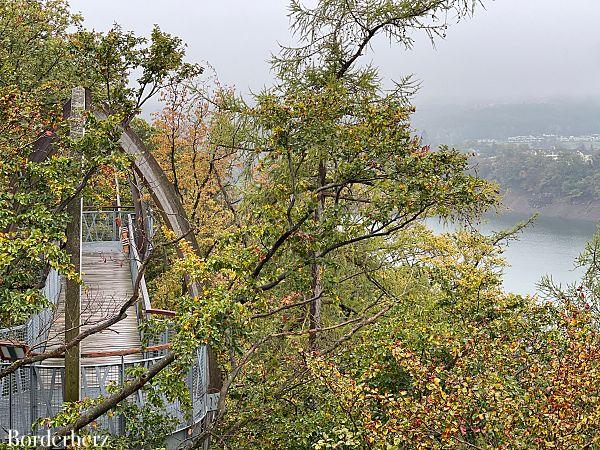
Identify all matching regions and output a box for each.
[45,241,141,364]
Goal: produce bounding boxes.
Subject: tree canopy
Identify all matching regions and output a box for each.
[2,1,600,449]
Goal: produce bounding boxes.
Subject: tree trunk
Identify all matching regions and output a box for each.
[309,159,326,349]
[63,196,81,403]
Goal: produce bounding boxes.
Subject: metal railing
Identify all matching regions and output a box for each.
[0,208,216,442]
[0,268,62,439]
[0,351,215,439]
[0,269,61,352]
[124,213,217,432]
[82,210,120,242]
[0,348,215,439]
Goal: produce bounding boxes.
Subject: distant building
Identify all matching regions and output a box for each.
[577,151,593,164]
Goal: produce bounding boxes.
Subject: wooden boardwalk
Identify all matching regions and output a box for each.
[46,241,141,364]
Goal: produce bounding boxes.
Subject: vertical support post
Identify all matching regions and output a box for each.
[8,372,13,431]
[64,86,86,403]
[30,366,38,430]
[119,355,126,434]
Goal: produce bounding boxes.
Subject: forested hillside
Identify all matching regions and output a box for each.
[475,148,600,207]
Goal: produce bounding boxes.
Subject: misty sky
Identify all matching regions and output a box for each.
[69,0,600,109]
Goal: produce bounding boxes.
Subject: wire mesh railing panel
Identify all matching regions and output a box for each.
[82,211,119,242]
[192,347,208,422]
[81,364,123,434]
[10,369,31,436]
[0,350,214,440]
[0,325,27,344]
[0,268,61,352]
[32,366,64,423]
[143,326,175,359]
[28,269,61,352]
[123,357,189,429]
[0,365,63,439]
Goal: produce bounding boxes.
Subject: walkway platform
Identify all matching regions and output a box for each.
[45,241,141,364]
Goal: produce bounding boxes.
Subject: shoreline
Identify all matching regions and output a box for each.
[499,190,600,221]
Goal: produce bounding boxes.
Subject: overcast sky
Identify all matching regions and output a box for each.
[69,0,600,109]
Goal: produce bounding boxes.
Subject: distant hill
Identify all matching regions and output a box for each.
[412,101,600,146]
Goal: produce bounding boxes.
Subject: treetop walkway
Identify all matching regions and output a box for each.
[0,209,217,445]
[1,87,220,448]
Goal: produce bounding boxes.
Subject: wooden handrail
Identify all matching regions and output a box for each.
[146,308,177,317]
[81,343,171,358]
[18,343,173,360]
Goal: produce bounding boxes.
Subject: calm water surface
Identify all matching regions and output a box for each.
[427,213,598,295]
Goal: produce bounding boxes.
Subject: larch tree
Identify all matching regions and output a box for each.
[138,1,507,448]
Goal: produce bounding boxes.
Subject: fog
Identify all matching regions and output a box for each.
[69,0,600,109]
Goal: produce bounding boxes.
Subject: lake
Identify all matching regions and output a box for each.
[427,213,599,295]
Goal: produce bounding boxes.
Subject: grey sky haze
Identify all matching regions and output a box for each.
[68,0,600,109]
